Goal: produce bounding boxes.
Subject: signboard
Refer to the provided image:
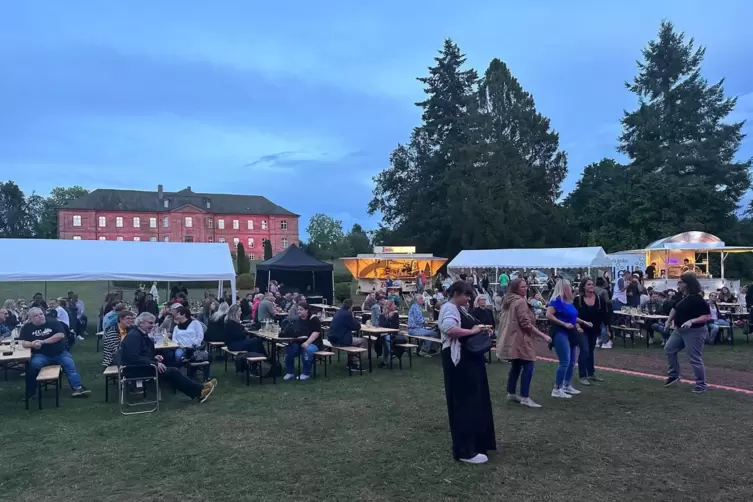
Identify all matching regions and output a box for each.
[608,253,645,273]
[373,246,416,254]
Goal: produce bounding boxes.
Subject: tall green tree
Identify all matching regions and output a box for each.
[236,242,250,274]
[369,39,479,257]
[36,186,90,238]
[617,21,750,245]
[345,223,371,255]
[0,181,35,237]
[263,238,273,260]
[306,213,347,259]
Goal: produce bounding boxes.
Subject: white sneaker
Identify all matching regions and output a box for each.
[519,397,542,408]
[579,378,591,386]
[283,373,295,381]
[297,374,311,381]
[551,388,572,399]
[564,385,581,395]
[603,341,613,349]
[459,453,488,464]
[76,335,85,341]
[506,393,521,403]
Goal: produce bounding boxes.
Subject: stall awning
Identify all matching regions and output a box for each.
[447,247,612,269]
[0,239,237,299]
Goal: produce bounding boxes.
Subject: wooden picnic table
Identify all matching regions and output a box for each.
[309,304,338,312]
[153,339,179,351]
[247,329,304,384]
[360,325,400,373]
[0,346,31,381]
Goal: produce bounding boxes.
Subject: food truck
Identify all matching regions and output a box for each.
[341,246,447,294]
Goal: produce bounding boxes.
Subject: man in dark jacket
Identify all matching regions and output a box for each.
[327,299,366,369]
[240,293,253,320]
[121,312,217,403]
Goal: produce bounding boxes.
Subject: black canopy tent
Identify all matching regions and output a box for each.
[255,244,334,303]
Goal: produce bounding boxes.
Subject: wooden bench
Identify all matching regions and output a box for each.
[611,325,639,347]
[245,356,268,386]
[222,347,244,372]
[394,342,419,368]
[207,341,226,360]
[103,365,119,402]
[313,351,336,378]
[32,365,62,410]
[406,334,442,356]
[716,325,733,345]
[185,361,211,382]
[95,331,104,352]
[322,340,366,376]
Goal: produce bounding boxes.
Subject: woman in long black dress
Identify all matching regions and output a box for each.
[439,280,496,464]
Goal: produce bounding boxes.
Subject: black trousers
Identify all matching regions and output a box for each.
[441,347,497,460]
[161,367,203,398]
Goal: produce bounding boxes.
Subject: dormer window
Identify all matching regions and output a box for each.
[205,200,211,209]
[163,199,169,208]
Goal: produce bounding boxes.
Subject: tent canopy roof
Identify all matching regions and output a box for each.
[0,239,236,283]
[447,247,612,269]
[646,231,726,250]
[256,244,333,272]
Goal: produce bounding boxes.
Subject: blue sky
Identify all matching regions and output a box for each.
[2,1,752,239]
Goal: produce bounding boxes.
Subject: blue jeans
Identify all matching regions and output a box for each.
[665,327,706,386]
[651,322,669,343]
[553,332,576,388]
[174,348,185,364]
[408,327,439,352]
[708,319,730,344]
[507,359,534,398]
[27,351,83,397]
[285,343,318,376]
[600,325,608,345]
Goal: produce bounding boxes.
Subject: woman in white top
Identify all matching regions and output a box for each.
[171,306,205,363]
[439,280,496,465]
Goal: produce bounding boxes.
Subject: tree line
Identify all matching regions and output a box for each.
[368,21,753,273]
[0,182,89,239]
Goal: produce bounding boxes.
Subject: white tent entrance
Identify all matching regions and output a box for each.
[0,239,236,301]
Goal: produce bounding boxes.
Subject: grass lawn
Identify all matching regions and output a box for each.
[1,337,752,501]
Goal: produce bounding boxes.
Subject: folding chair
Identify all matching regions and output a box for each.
[119,364,160,416]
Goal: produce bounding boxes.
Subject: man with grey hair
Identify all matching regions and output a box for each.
[121,312,217,403]
[257,293,276,323]
[20,307,90,399]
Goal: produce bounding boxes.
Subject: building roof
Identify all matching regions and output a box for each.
[61,187,298,216]
[256,244,333,272]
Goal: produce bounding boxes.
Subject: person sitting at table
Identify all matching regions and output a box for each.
[408,295,440,357]
[706,293,730,344]
[240,293,253,321]
[257,293,276,324]
[223,304,267,356]
[20,307,91,400]
[251,293,263,323]
[102,310,135,367]
[283,302,322,381]
[471,296,496,339]
[121,312,217,403]
[204,302,229,342]
[371,294,385,327]
[328,299,367,370]
[718,287,736,304]
[171,306,205,365]
[377,299,408,368]
[0,308,11,339]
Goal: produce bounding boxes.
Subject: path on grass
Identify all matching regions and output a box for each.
[534,344,753,391]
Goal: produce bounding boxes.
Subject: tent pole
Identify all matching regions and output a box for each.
[45,281,48,299]
[107,281,110,294]
[721,252,726,285]
[332,269,335,306]
[267,270,271,293]
[166,281,170,300]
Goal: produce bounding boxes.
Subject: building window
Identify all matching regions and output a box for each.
[163,199,169,208]
[72,235,81,240]
[185,216,193,228]
[116,216,123,228]
[163,236,169,242]
[281,238,288,248]
[207,218,213,229]
[280,220,288,230]
[218,237,226,243]
[206,200,211,209]
[149,236,157,242]
[133,236,140,241]
[115,236,123,241]
[233,219,239,230]
[233,237,240,246]
[98,216,106,227]
[133,217,140,228]
[248,237,255,248]
[149,217,156,228]
[247,220,254,230]
[218,219,225,229]
[208,237,214,243]
[98,236,106,240]
[249,253,255,260]
[184,236,193,243]
[163,216,169,228]
[262,220,268,230]
[72,215,82,227]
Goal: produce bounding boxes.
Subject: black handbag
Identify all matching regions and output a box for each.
[459,308,492,354]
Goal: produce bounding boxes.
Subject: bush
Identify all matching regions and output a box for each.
[334,282,352,303]
[236,273,255,290]
[334,271,353,283]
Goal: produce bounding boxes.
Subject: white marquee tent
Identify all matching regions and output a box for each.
[0,239,236,300]
[447,247,612,271]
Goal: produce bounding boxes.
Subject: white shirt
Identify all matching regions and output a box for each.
[172,319,204,348]
[55,306,70,327]
[613,278,627,303]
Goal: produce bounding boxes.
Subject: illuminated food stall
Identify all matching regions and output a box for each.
[341,246,447,294]
[619,231,753,294]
